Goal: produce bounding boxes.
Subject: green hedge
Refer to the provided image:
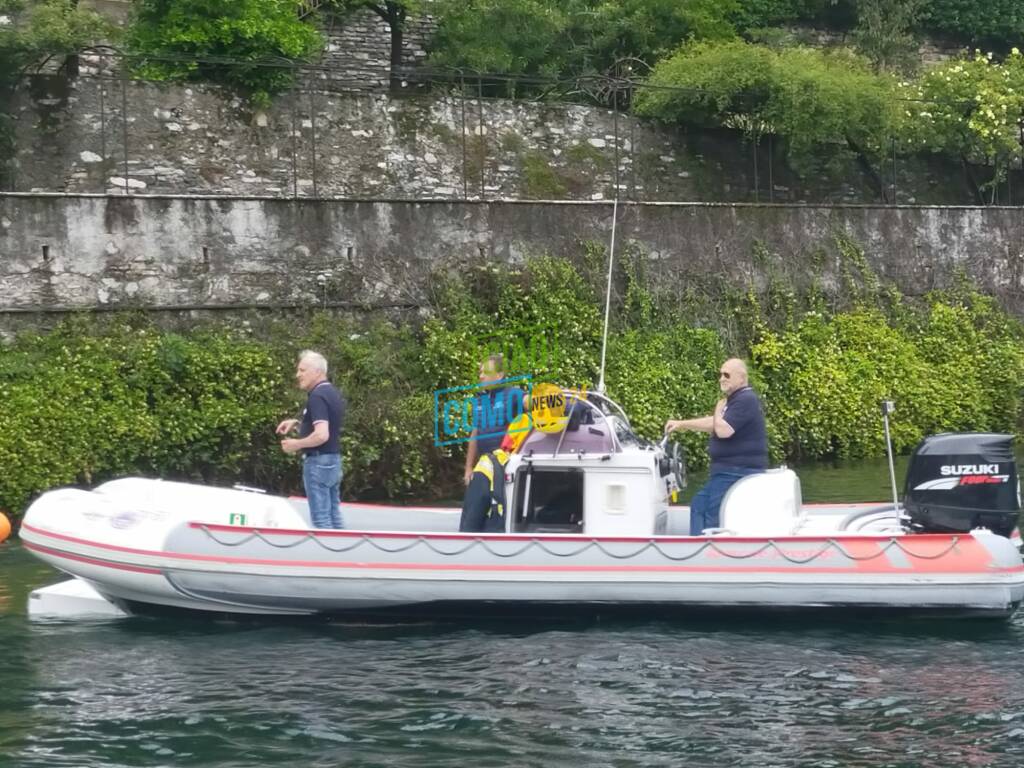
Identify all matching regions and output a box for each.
[0,317,283,516]
[4,250,1024,519]
[752,292,1024,461]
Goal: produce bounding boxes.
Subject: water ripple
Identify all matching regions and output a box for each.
[4,546,1024,766]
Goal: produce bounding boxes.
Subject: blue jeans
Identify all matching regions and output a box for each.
[303,453,343,529]
[689,468,762,535]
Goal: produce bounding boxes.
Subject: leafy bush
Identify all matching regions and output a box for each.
[428,0,571,78]
[0,317,282,516]
[604,326,725,466]
[0,0,113,75]
[728,0,849,34]
[421,255,604,389]
[126,0,323,104]
[753,309,932,459]
[752,293,1024,461]
[634,40,900,174]
[429,0,738,82]
[897,50,1024,199]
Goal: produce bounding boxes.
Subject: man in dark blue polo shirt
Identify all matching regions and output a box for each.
[276,350,347,529]
[665,358,768,535]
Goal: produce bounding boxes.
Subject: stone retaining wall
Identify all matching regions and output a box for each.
[11,73,982,205]
[2,195,1022,330]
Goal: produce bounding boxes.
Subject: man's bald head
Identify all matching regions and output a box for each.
[719,358,749,394]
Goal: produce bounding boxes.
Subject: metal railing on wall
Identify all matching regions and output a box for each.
[6,47,1024,206]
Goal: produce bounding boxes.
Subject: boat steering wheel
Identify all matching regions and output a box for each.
[658,436,688,490]
[668,439,687,489]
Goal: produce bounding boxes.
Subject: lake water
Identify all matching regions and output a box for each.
[3,456,1024,768]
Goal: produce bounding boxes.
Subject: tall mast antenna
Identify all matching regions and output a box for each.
[596,196,618,394]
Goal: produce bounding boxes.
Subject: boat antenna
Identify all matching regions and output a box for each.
[596,196,619,394]
[880,400,901,521]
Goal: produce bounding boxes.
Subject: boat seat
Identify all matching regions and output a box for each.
[714,467,802,536]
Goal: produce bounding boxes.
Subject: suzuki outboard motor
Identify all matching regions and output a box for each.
[904,433,1020,537]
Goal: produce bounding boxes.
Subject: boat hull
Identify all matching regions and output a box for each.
[21,520,1024,619]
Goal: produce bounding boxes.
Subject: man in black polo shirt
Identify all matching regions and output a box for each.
[276,350,346,529]
[665,358,768,535]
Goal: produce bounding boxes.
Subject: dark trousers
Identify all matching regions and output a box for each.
[460,474,504,533]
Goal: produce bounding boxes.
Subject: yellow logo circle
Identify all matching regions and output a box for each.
[530,382,569,434]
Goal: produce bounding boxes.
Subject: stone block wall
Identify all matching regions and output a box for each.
[303,8,437,93]
[10,72,987,205]
[2,195,1023,330]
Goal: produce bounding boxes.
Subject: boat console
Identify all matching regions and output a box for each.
[506,389,679,536]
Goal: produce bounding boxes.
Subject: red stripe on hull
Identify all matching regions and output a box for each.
[23,541,163,575]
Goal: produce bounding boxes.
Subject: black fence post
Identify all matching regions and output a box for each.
[613,87,620,200]
[477,74,485,199]
[1008,156,1012,206]
[460,71,468,199]
[892,136,898,205]
[291,90,299,199]
[99,78,107,193]
[628,82,636,201]
[120,66,129,194]
[309,86,319,197]
[753,134,760,203]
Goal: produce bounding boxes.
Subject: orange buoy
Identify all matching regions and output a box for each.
[0,512,10,544]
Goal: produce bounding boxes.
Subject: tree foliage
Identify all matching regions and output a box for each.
[126,0,323,104]
[921,0,1024,49]
[727,0,846,34]
[429,0,739,80]
[428,0,570,77]
[0,0,112,81]
[634,40,900,175]
[578,0,739,71]
[853,0,924,73]
[897,49,1024,200]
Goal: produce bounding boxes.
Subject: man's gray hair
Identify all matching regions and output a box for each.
[299,349,328,375]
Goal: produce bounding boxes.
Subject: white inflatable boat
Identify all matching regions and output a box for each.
[20,392,1024,620]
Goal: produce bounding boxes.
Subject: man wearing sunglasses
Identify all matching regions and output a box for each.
[664,358,768,534]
